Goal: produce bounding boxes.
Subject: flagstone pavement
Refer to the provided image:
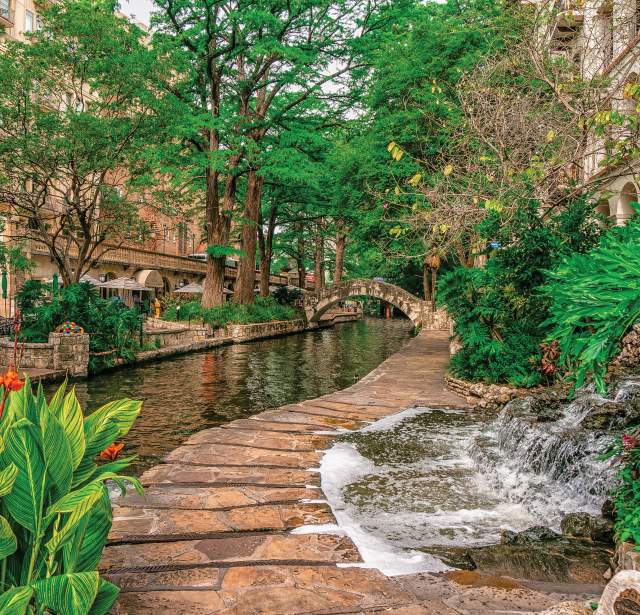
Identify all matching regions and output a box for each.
[103,330,599,614]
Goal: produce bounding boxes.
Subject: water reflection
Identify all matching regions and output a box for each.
[45,317,412,473]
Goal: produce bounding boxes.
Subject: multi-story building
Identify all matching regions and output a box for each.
[0,3,290,313]
[540,0,639,224]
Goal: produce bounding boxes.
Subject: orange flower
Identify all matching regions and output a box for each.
[99,442,125,461]
[1,366,24,392]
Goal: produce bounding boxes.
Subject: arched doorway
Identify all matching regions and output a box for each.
[596,199,612,224]
[616,182,638,225]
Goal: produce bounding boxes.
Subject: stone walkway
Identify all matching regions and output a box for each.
[104,331,598,614]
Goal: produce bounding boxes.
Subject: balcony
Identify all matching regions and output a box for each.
[28,241,289,285]
[0,0,14,27]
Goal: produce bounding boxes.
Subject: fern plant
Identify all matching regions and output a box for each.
[0,379,142,614]
[543,216,640,393]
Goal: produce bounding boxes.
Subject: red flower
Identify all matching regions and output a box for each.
[99,442,125,461]
[623,434,639,450]
[1,366,23,392]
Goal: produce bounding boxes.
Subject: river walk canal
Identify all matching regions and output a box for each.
[101,325,608,614]
[45,317,413,474]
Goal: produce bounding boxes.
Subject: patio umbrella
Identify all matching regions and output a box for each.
[100,277,152,292]
[175,282,203,294]
[79,274,102,286]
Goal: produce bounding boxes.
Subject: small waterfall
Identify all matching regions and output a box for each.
[319,377,638,576]
[471,384,622,528]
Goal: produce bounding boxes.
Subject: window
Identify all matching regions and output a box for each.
[24,9,33,32]
[0,0,10,20]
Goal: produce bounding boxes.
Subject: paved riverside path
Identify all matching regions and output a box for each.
[104,331,593,614]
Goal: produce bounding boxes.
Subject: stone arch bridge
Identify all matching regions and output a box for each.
[304,278,450,330]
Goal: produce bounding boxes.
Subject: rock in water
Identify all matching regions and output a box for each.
[501,526,562,545]
[561,512,613,543]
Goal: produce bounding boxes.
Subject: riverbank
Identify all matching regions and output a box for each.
[102,330,599,614]
[12,311,362,382]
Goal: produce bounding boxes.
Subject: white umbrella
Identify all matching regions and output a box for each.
[79,274,102,286]
[100,277,152,292]
[175,283,203,294]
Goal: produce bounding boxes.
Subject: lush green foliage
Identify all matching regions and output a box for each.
[439,200,601,387]
[0,0,162,285]
[17,283,143,372]
[0,380,142,614]
[272,286,302,306]
[163,297,298,329]
[544,216,640,393]
[603,433,640,546]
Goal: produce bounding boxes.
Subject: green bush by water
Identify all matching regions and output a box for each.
[16,282,143,373]
[0,379,142,614]
[163,296,298,328]
[438,199,601,387]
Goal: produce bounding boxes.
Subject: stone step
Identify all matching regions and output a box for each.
[185,428,332,451]
[108,565,415,615]
[279,403,387,421]
[252,410,362,430]
[221,419,327,434]
[139,464,318,488]
[163,443,322,469]
[103,533,360,570]
[109,503,334,542]
[112,485,323,510]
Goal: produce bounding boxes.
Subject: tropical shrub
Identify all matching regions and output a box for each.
[602,430,640,546]
[16,282,143,372]
[0,377,142,614]
[163,297,298,328]
[544,216,640,394]
[439,199,601,387]
[272,286,302,306]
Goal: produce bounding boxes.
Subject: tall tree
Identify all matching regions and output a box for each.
[0,0,160,285]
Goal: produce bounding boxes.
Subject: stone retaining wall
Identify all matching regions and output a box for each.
[444,375,540,410]
[0,333,89,377]
[225,319,306,342]
[143,324,212,349]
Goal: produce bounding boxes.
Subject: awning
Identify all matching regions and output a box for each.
[135,269,163,288]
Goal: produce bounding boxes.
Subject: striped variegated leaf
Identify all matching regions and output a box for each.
[31,572,100,615]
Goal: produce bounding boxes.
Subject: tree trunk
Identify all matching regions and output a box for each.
[422,259,432,303]
[430,267,438,309]
[314,231,324,292]
[258,205,277,297]
[202,161,234,308]
[333,229,346,284]
[295,222,306,290]
[234,170,263,305]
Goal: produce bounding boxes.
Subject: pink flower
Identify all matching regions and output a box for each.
[382,203,389,210]
[623,434,638,450]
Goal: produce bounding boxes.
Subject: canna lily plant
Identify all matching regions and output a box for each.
[0,377,142,614]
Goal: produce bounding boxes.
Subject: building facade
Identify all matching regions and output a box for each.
[541,0,640,223]
[0,4,293,314]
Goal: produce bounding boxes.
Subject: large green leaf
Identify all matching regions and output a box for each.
[0,462,18,497]
[44,482,106,556]
[49,388,85,471]
[1,419,45,534]
[39,404,73,499]
[0,585,33,614]
[31,572,100,615]
[82,399,141,459]
[0,514,17,559]
[88,579,119,615]
[65,491,112,573]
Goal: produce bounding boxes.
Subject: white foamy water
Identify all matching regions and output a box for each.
[320,401,616,575]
